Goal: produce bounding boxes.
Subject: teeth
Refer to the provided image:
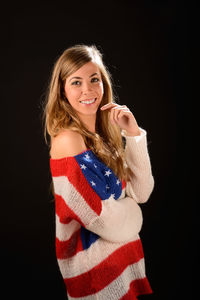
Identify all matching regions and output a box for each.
[80,98,96,104]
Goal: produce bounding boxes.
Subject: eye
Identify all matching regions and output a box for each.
[91,77,100,83]
[72,80,80,85]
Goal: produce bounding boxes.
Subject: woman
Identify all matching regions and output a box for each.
[42,44,154,299]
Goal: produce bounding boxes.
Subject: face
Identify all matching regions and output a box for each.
[64,61,104,118]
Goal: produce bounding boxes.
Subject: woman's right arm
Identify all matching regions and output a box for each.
[50,130,143,243]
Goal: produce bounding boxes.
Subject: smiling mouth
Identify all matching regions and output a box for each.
[79,98,97,104]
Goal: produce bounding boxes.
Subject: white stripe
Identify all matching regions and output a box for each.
[54,176,142,244]
[67,258,146,300]
[53,174,142,242]
[53,176,99,225]
[119,186,126,199]
[56,214,81,241]
[57,234,140,278]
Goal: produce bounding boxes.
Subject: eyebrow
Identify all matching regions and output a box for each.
[69,72,99,82]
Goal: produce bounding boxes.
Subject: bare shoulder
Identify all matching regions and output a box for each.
[50,129,87,159]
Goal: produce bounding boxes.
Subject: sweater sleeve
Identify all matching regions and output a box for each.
[121,127,155,203]
[50,155,143,243]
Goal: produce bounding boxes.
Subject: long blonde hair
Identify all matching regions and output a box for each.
[42,44,133,183]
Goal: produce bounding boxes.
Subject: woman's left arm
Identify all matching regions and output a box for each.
[101,103,154,203]
[121,127,154,203]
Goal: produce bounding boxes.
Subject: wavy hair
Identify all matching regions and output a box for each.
[42,44,133,186]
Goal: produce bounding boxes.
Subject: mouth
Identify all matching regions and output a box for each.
[79,98,97,105]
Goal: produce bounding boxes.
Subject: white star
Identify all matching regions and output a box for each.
[84,153,90,160]
[90,181,96,186]
[94,163,97,168]
[106,185,110,190]
[80,164,87,170]
[105,169,112,177]
[111,193,115,198]
[116,179,120,185]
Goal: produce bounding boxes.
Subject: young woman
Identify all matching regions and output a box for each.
[42,44,154,299]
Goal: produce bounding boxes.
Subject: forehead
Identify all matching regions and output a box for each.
[68,61,100,78]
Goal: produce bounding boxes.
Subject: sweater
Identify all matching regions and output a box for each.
[49,127,154,300]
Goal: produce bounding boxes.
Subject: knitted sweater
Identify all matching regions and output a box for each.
[49,127,154,300]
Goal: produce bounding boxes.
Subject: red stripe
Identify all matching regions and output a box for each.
[120,278,153,299]
[122,179,126,190]
[56,229,83,259]
[55,194,84,225]
[50,157,102,216]
[50,149,90,175]
[50,157,69,176]
[65,238,144,298]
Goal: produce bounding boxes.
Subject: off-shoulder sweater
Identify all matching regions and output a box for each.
[49,127,154,300]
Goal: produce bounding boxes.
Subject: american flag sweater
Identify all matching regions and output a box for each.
[49,127,154,300]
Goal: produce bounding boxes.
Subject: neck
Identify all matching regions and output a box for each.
[78,113,96,133]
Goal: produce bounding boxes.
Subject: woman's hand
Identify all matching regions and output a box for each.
[100,102,141,136]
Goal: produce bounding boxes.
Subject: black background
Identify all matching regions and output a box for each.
[1,1,192,299]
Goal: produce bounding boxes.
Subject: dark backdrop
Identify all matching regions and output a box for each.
[1,1,191,299]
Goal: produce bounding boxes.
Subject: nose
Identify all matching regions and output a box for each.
[81,81,93,94]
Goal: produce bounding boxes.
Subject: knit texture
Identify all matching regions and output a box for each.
[49,127,154,299]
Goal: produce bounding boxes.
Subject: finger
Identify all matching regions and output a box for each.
[113,107,131,121]
[101,103,121,110]
[113,108,121,122]
[118,110,132,116]
[100,103,116,110]
[110,107,120,124]
[110,107,115,124]
[112,106,130,111]
[111,107,130,123]
[117,110,132,121]
[110,107,121,123]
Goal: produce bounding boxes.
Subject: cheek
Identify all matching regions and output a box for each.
[65,87,80,101]
[97,82,104,97]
